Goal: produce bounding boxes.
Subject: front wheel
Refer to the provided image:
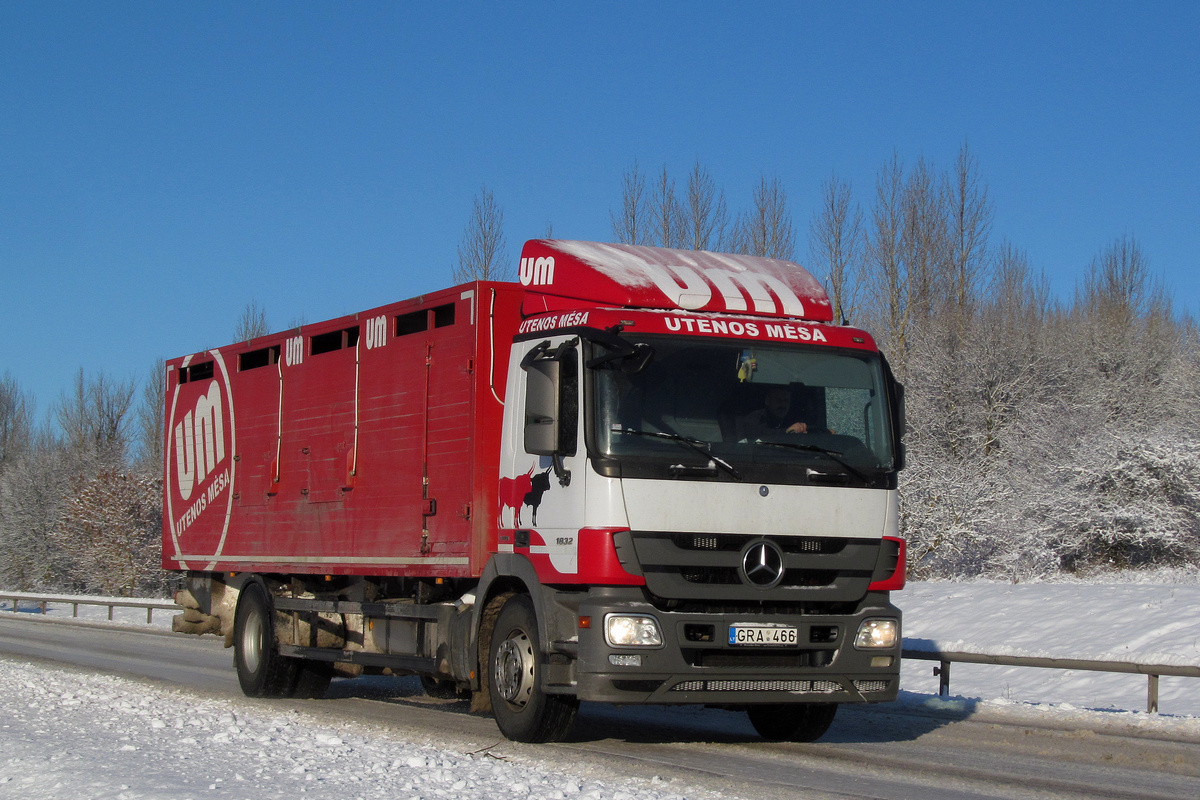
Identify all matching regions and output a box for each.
[747,703,838,742]
[233,582,296,698]
[487,594,578,743]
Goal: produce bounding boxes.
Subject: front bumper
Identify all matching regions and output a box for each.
[564,589,901,706]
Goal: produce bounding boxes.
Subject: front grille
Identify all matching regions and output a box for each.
[662,600,863,615]
[679,566,742,585]
[676,566,839,588]
[632,531,880,602]
[671,533,845,555]
[671,679,842,693]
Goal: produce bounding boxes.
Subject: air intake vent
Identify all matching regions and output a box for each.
[670,679,842,693]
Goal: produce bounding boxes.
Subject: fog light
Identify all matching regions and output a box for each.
[854,619,898,649]
[871,656,894,668]
[609,654,642,667]
[604,614,663,647]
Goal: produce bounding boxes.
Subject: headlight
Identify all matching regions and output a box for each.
[604,614,663,647]
[854,618,898,649]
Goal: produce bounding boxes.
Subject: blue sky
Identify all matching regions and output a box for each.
[2,2,1198,420]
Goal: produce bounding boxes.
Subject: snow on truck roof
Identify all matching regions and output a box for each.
[518,240,833,323]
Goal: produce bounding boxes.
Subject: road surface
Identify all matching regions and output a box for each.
[1,615,1197,800]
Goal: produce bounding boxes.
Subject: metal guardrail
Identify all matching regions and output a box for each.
[2,592,1195,714]
[903,648,1200,714]
[0,593,177,625]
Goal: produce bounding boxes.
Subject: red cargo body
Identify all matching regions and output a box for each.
[162,283,523,579]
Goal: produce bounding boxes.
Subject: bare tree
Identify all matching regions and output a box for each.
[947,142,993,319]
[808,173,864,323]
[55,369,136,467]
[611,160,650,245]
[862,153,908,365]
[234,300,270,342]
[0,372,33,476]
[900,156,950,329]
[454,186,511,282]
[682,160,729,251]
[135,361,166,476]
[1074,235,1175,423]
[0,429,71,590]
[649,165,683,249]
[1079,234,1161,326]
[734,175,796,260]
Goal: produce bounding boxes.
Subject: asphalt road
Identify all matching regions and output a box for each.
[2,615,1198,800]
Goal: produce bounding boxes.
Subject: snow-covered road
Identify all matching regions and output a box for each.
[3,580,1200,799]
[1,655,717,800]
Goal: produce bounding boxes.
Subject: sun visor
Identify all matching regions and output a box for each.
[518,240,833,323]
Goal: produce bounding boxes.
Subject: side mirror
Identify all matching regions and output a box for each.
[521,339,578,485]
[524,358,561,456]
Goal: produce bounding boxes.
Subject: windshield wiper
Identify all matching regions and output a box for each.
[619,428,742,481]
[751,440,871,484]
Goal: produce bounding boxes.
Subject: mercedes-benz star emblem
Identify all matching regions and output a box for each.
[741,539,785,588]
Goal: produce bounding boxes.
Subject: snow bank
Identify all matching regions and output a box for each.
[0,657,713,800]
[900,580,1200,718]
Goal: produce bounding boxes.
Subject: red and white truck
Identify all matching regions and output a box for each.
[164,239,906,743]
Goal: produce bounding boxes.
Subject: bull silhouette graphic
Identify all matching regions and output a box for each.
[499,464,554,527]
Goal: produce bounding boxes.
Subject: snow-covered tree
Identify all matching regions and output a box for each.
[55,469,165,596]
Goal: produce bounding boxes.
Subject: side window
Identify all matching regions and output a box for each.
[558,348,578,457]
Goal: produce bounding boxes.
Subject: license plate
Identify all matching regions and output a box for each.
[728,623,799,646]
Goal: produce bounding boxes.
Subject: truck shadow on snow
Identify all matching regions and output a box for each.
[323,675,971,745]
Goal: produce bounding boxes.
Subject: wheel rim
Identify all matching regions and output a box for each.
[242,605,264,674]
[494,627,534,707]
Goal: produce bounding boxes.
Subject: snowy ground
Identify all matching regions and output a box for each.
[0,655,719,800]
[2,580,1199,799]
[900,579,1200,719]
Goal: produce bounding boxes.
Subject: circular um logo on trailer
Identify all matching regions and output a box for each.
[165,350,237,570]
[740,539,785,589]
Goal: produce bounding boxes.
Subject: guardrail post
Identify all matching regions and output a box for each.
[72,602,79,618]
[147,607,153,624]
[108,604,114,621]
[934,660,951,696]
[1148,674,1159,714]
[39,601,47,615]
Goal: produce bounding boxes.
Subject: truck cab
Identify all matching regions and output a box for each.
[483,241,906,741]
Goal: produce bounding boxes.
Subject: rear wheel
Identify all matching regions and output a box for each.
[233,582,295,698]
[747,703,838,742]
[488,594,578,743]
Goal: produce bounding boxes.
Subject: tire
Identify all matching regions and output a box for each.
[487,594,578,743]
[747,703,838,742]
[233,582,296,698]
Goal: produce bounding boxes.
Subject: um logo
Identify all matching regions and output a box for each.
[520,256,555,287]
[165,350,237,568]
[642,264,807,317]
[174,381,227,501]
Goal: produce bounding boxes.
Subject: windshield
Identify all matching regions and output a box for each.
[589,335,898,487]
